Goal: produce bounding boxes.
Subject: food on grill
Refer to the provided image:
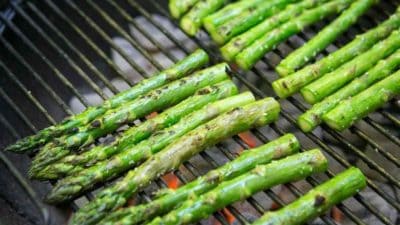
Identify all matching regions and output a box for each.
[272,9,400,98]
[169,0,200,19]
[98,134,300,225]
[301,29,400,104]
[67,98,281,225]
[204,0,295,45]
[276,0,377,76]
[298,49,400,132]
[5,49,209,153]
[31,81,239,180]
[220,0,325,61]
[146,149,327,225]
[46,91,255,202]
[180,0,226,36]
[235,0,357,70]
[30,63,229,173]
[323,70,400,130]
[251,167,366,225]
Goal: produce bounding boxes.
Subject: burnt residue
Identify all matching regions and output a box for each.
[314,194,326,207]
[90,120,101,128]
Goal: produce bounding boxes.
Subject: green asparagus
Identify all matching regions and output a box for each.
[30,63,229,172]
[298,49,400,132]
[31,81,239,180]
[46,92,255,203]
[5,49,209,153]
[98,134,300,225]
[206,0,297,45]
[220,0,327,61]
[169,0,200,19]
[272,8,400,98]
[235,0,354,70]
[301,29,400,104]
[252,167,366,225]
[148,149,327,225]
[66,98,281,225]
[276,0,377,76]
[180,0,226,36]
[322,70,400,131]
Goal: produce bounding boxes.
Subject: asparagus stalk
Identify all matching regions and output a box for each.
[301,29,400,104]
[276,0,377,76]
[148,149,327,225]
[180,0,226,36]
[272,8,400,98]
[322,70,400,131]
[31,81,239,180]
[30,63,229,172]
[169,0,200,19]
[235,0,354,70]
[220,0,327,61]
[298,49,400,132]
[252,167,366,225]
[46,92,256,203]
[206,0,297,45]
[5,49,209,153]
[98,134,300,225]
[67,98,281,225]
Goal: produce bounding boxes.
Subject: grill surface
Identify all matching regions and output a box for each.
[0,1,399,225]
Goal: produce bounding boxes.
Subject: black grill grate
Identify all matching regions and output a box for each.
[0,1,399,225]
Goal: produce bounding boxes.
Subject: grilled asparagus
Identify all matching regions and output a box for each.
[169,0,200,19]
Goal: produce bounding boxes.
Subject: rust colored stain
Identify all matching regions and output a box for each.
[331,206,343,223]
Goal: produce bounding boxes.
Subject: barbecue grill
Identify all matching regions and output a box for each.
[0,1,399,225]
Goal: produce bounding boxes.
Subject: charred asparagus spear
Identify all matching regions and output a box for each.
[46,92,255,203]
[148,149,327,225]
[169,0,200,19]
[276,0,377,76]
[5,49,209,153]
[31,81,239,180]
[205,0,297,45]
[301,29,400,104]
[322,70,400,131]
[220,0,327,61]
[272,8,400,98]
[235,0,354,70]
[67,98,281,225]
[180,0,226,36]
[298,49,400,132]
[30,63,229,172]
[98,134,300,225]
[252,167,366,225]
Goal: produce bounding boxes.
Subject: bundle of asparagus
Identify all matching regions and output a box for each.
[67,98,281,225]
[30,63,230,173]
[99,134,300,225]
[252,167,366,225]
[147,149,327,225]
[4,49,208,153]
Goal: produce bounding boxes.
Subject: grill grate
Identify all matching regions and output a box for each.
[0,1,399,225]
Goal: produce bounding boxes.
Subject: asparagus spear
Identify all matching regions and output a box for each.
[169,0,200,19]
[322,70,400,131]
[298,49,400,132]
[5,49,209,153]
[30,63,229,172]
[235,0,354,70]
[66,98,281,225]
[276,0,377,76]
[206,0,297,45]
[31,81,239,180]
[272,8,400,98]
[252,167,366,225]
[46,92,256,203]
[301,29,400,104]
[148,149,327,225]
[180,0,226,36]
[98,134,300,225]
[220,0,327,61]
